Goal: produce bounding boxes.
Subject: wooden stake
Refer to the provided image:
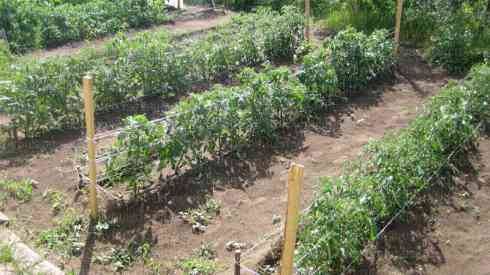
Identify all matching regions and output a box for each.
[83,75,98,219]
[280,163,304,275]
[304,0,311,41]
[394,0,404,55]
[234,249,241,275]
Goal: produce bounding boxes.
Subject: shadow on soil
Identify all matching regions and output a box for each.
[352,149,481,275]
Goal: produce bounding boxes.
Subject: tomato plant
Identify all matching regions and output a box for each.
[0,7,305,138]
[296,63,490,274]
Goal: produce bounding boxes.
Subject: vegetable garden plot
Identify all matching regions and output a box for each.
[76,27,396,210]
[0,46,453,274]
[0,6,304,140]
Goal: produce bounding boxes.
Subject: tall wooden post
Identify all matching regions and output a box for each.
[280,163,304,275]
[394,0,404,55]
[83,75,98,219]
[234,250,241,275]
[304,0,311,41]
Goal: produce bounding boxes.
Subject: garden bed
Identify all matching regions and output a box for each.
[0,48,454,274]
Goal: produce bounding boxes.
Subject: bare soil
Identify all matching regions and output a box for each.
[1,46,469,275]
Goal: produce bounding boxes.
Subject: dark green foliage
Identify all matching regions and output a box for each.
[327,27,394,92]
[298,47,339,113]
[0,0,169,53]
[296,63,490,273]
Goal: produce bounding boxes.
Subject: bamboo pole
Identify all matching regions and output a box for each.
[280,163,304,275]
[304,0,311,41]
[394,0,404,55]
[83,75,98,219]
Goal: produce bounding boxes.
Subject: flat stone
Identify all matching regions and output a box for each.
[0,212,9,225]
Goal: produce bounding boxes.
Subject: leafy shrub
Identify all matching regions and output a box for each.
[296,63,490,273]
[105,115,166,190]
[0,7,304,138]
[327,27,394,92]
[0,0,169,53]
[430,9,487,75]
[298,47,339,113]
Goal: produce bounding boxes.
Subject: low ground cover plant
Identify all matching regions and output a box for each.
[295,62,490,273]
[0,6,304,139]
[37,209,86,258]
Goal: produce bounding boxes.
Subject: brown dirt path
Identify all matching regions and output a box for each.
[0,48,455,274]
[27,6,233,60]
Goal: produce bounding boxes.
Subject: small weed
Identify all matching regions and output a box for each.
[95,239,154,272]
[0,178,33,203]
[179,197,221,231]
[37,209,86,258]
[194,243,216,260]
[42,190,65,214]
[178,257,218,275]
[178,243,219,275]
[0,244,14,264]
[94,216,118,238]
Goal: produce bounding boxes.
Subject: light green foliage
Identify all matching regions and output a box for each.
[0,40,11,79]
[0,244,14,264]
[0,7,304,139]
[43,189,65,214]
[296,63,490,273]
[0,178,33,203]
[105,114,166,192]
[179,243,219,275]
[37,210,86,258]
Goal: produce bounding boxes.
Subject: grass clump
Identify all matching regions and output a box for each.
[0,178,33,203]
[178,243,219,275]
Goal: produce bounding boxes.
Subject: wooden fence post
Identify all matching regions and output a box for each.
[280,163,304,275]
[394,0,404,55]
[304,0,311,41]
[234,249,241,275]
[83,75,98,219]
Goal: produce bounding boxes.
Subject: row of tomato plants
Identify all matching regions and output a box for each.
[104,27,395,193]
[296,62,490,273]
[0,0,170,53]
[0,7,304,138]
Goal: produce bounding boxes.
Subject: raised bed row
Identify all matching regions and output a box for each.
[0,6,304,139]
[296,63,490,273]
